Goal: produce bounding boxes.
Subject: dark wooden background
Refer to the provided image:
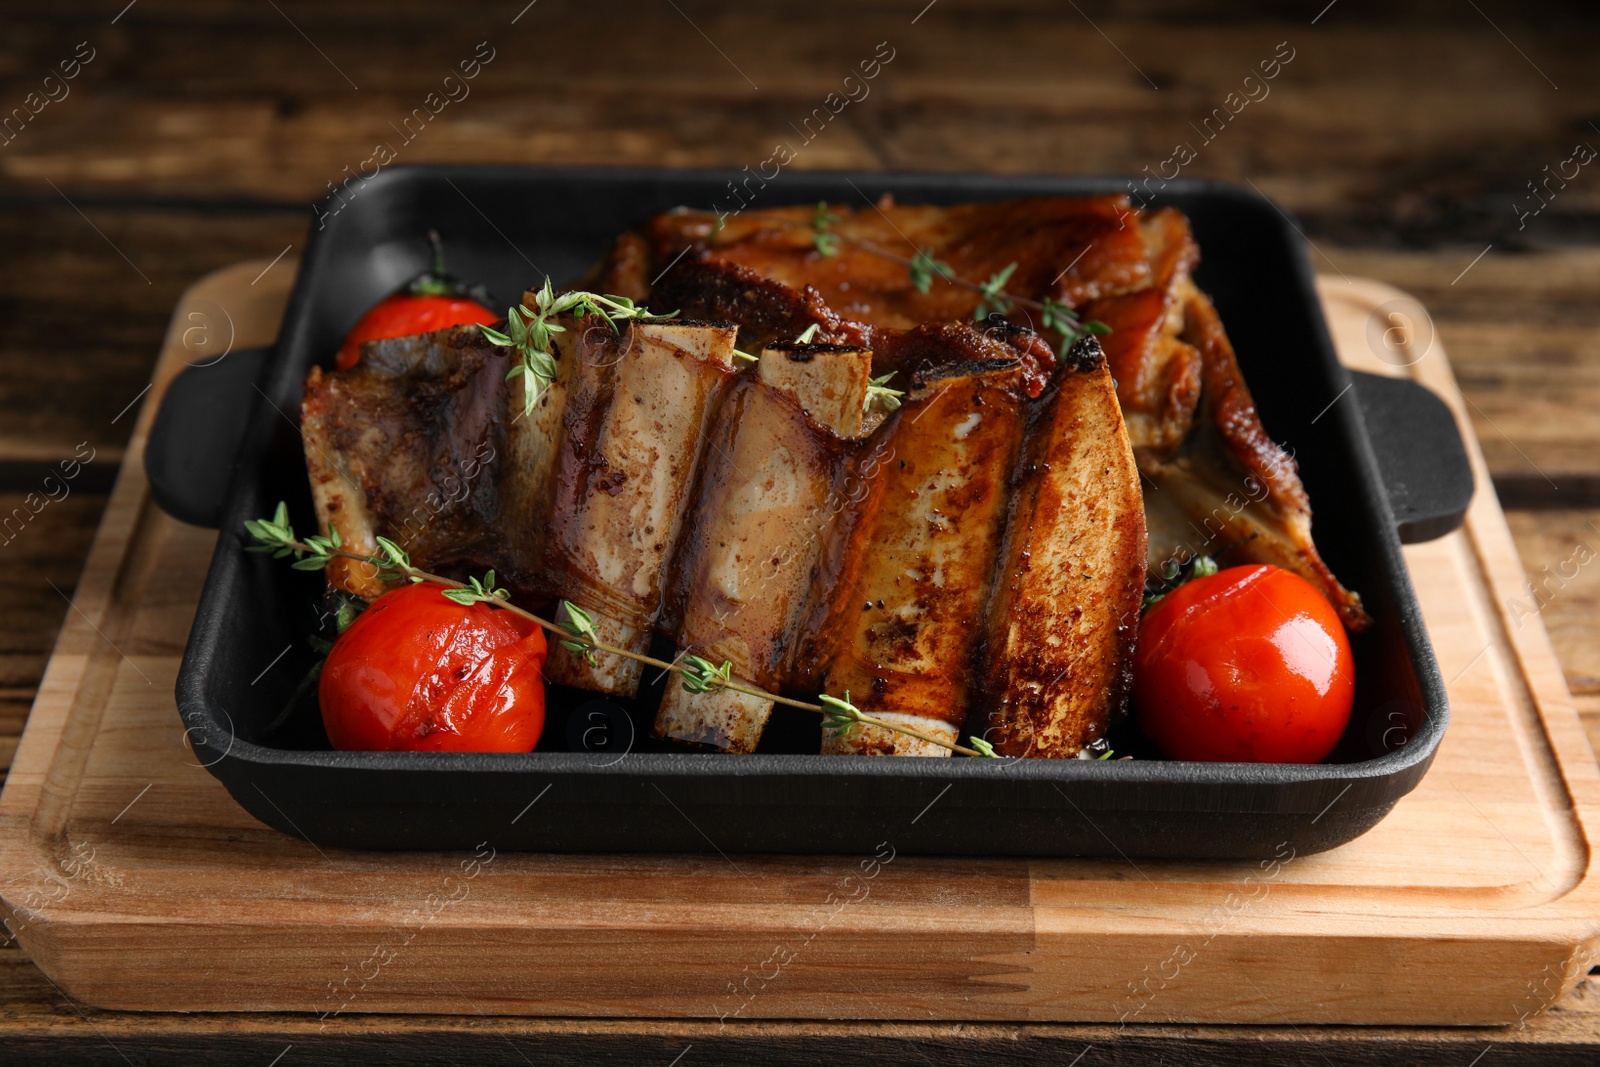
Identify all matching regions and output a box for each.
[3,1,1599,1062]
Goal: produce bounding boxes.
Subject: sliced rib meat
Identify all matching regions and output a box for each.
[818,352,1032,757]
[539,319,742,695]
[654,343,874,752]
[971,336,1148,758]
[300,324,515,600]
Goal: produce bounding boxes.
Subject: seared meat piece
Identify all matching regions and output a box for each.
[649,258,1056,399]
[818,352,1032,757]
[751,342,875,435]
[1081,208,1203,451]
[639,196,1152,329]
[300,324,514,600]
[649,258,868,354]
[626,195,1366,629]
[655,343,874,751]
[971,336,1148,758]
[300,314,755,696]
[1141,288,1370,628]
[540,319,742,695]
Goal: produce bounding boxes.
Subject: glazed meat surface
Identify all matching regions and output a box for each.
[300,324,516,601]
[973,336,1149,757]
[299,191,1368,764]
[654,343,874,752]
[617,195,1368,628]
[817,357,1031,756]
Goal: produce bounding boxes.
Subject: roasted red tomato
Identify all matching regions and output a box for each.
[334,231,496,370]
[1132,564,1354,763]
[319,582,547,752]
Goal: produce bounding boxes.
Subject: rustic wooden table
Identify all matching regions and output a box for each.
[2,1,1598,1063]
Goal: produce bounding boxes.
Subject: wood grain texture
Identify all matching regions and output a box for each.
[3,1,1598,244]
[0,263,1594,1032]
[5,3,1600,497]
[2,0,1600,1059]
[0,948,1593,1066]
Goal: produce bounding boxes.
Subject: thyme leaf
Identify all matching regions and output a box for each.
[908,248,955,294]
[811,201,840,257]
[680,655,733,695]
[968,736,999,758]
[483,281,665,418]
[557,600,600,664]
[819,691,862,737]
[441,569,510,607]
[864,371,904,415]
[973,262,1018,321]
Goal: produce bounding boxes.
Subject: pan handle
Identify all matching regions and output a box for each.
[1350,371,1474,543]
[144,347,272,528]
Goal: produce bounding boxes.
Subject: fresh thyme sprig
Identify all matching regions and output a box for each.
[441,569,509,607]
[968,736,999,758]
[680,654,733,694]
[865,371,903,415]
[812,201,840,257]
[480,280,667,417]
[908,248,956,294]
[557,601,600,664]
[1040,297,1112,358]
[974,262,1017,321]
[247,505,997,758]
[819,691,863,736]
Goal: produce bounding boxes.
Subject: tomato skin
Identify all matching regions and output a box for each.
[1132,564,1354,764]
[335,294,497,370]
[319,582,547,752]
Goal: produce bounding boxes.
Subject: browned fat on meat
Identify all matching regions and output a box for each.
[818,358,1032,757]
[300,323,521,601]
[647,257,870,356]
[970,336,1148,759]
[1139,287,1370,629]
[540,319,742,696]
[654,344,874,752]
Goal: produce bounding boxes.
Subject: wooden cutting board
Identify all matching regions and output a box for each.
[0,262,1596,1026]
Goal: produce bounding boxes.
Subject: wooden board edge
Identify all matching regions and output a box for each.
[0,260,290,909]
[0,266,1597,1026]
[1317,275,1600,955]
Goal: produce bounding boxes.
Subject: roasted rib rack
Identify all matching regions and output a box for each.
[300,194,1364,759]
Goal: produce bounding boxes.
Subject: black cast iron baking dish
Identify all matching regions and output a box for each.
[155,165,1473,859]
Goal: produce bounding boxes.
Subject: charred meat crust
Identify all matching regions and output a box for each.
[816,362,1031,746]
[1059,334,1108,374]
[763,341,871,361]
[877,320,1053,396]
[971,344,1147,757]
[636,316,740,331]
[912,356,1021,386]
[1165,289,1372,630]
[302,324,516,597]
[648,257,866,353]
